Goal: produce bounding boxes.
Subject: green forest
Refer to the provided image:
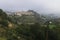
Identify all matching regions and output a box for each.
[0,9,60,40]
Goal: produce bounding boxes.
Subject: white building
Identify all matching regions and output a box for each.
[15,11,34,16]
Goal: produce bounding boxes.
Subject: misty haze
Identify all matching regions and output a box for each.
[0,0,60,40]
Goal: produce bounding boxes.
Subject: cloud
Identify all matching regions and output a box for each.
[0,0,60,14]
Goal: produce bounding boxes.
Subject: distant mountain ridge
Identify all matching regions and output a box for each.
[6,10,41,24]
[6,10,40,16]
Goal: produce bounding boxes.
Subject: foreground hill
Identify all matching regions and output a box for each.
[0,9,60,40]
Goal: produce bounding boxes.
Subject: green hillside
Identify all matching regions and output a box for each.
[0,9,60,40]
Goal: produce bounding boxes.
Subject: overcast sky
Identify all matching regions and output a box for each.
[0,0,60,14]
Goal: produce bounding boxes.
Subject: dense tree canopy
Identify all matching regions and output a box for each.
[0,9,60,40]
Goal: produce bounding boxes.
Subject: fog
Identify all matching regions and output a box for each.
[0,0,60,14]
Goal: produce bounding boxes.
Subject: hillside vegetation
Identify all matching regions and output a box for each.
[0,9,60,40]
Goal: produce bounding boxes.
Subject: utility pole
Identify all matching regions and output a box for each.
[46,22,49,40]
[45,21,52,40]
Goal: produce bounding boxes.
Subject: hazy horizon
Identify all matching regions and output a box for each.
[0,0,60,14]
